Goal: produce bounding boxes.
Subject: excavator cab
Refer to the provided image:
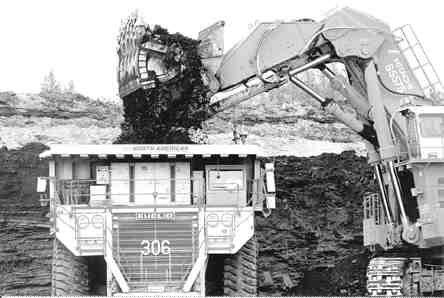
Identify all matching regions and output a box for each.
[404,106,444,159]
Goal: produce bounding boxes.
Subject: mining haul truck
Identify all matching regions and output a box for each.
[38,144,276,296]
[114,6,444,296]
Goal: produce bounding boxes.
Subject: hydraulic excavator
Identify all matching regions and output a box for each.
[117,7,444,296]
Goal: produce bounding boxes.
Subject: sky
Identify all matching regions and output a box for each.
[0,0,443,99]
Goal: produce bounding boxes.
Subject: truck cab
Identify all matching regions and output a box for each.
[38,144,275,296]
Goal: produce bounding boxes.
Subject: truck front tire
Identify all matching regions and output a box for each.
[223,236,258,296]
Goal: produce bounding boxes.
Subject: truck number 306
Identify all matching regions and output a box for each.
[140,239,171,256]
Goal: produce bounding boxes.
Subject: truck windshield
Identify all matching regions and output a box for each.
[208,170,244,190]
[419,114,444,138]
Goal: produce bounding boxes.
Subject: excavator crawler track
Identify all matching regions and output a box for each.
[367,257,406,296]
[367,256,444,296]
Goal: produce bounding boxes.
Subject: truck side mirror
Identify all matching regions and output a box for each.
[37,177,50,207]
[264,163,276,209]
[265,163,276,193]
[266,195,276,209]
[37,177,47,193]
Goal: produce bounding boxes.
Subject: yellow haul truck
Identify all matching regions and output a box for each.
[37,144,276,296]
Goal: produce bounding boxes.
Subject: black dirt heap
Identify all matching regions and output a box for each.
[257,151,377,296]
[116,26,210,144]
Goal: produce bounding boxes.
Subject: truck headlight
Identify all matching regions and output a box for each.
[221,213,233,227]
[78,215,89,229]
[91,215,104,228]
[207,213,219,227]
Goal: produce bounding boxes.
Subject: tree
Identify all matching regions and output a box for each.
[41,70,61,93]
[65,80,75,93]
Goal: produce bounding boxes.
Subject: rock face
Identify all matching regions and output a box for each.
[0,145,375,296]
[0,85,363,156]
[0,143,51,296]
[0,223,52,296]
[0,91,119,120]
[0,91,122,148]
[204,83,365,155]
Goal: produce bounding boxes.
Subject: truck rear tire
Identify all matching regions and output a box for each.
[51,238,89,296]
[223,236,258,296]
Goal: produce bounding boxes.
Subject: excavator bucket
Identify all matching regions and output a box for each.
[198,21,226,92]
[117,13,181,98]
[117,14,226,98]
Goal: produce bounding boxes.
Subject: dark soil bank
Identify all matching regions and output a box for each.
[0,223,52,295]
[0,142,48,210]
[0,144,375,296]
[0,143,51,295]
[257,152,376,296]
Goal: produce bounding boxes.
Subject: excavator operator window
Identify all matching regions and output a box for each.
[419,114,444,138]
[407,116,420,158]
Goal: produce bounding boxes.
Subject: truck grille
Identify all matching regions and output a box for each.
[112,211,199,291]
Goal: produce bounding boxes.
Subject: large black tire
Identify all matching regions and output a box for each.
[51,238,89,295]
[223,236,258,296]
[205,254,225,296]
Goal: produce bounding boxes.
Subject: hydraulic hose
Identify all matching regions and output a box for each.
[373,62,426,100]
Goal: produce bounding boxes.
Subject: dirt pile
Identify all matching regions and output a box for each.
[256,151,376,296]
[116,26,210,144]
